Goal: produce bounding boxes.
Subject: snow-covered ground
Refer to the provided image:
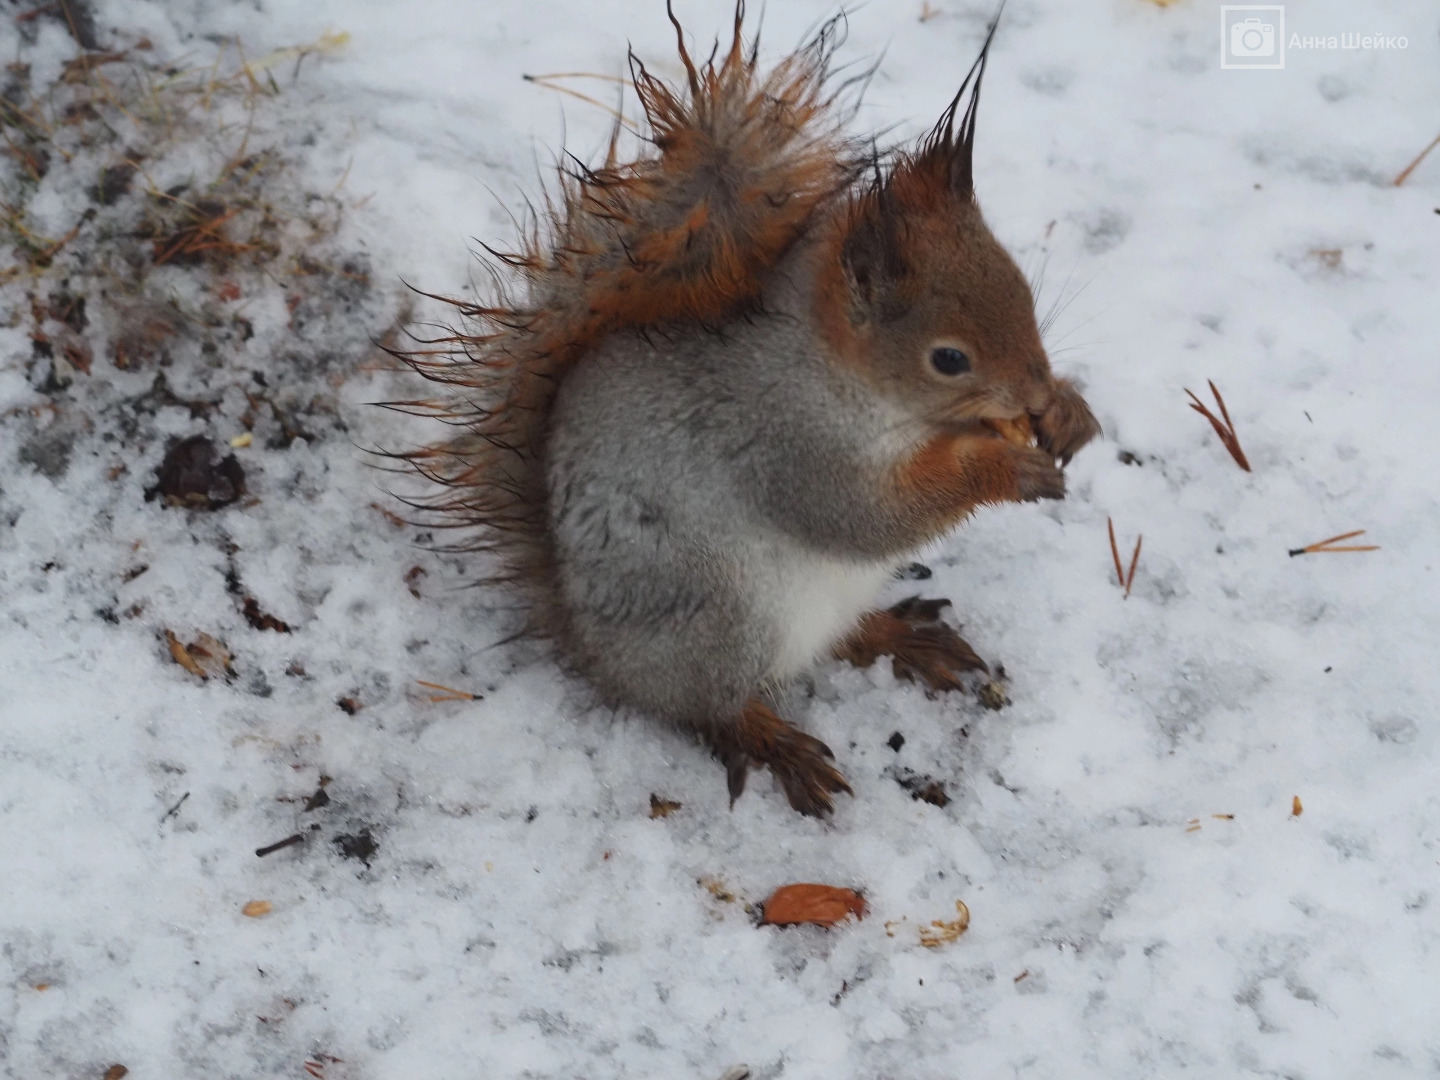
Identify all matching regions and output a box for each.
[3,1,1438,1077]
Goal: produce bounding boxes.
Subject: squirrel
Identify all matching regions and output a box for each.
[391,4,1100,816]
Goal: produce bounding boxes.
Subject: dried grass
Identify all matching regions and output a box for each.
[0,29,353,374]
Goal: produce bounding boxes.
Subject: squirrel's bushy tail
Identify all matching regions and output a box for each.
[386,3,858,640]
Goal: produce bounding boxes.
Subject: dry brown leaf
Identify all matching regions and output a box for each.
[103,1066,129,1080]
[761,883,866,928]
[166,630,234,680]
[187,633,233,678]
[1292,795,1303,817]
[649,793,682,818]
[165,629,206,678]
[242,900,273,917]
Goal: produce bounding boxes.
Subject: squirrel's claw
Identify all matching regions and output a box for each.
[1010,444,1066,502]
[890,622,987,693]
[1034,378,1102,465]
[714,701,852,817]
[836,598,989,696]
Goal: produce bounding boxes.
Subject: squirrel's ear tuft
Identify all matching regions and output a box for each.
[916,11,1001,198]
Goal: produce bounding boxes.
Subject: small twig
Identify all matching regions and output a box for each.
[416,679,479,702]
[255,833,305,858]
[1394,130,1440,187]
[161,791,190,822]
[1186,380,1251,472]
[1288,529,1380,557]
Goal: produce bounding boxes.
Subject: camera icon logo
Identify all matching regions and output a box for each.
[1231,17,1275,56]
[1221,5,1286,69]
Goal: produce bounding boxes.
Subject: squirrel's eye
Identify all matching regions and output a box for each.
[929,347,971,376]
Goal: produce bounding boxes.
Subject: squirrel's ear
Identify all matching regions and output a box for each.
[919,13,1000,198]
[840,186,909,322]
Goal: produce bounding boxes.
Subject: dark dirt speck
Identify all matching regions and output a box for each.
[145,435,245,509]
[333,828,378,867]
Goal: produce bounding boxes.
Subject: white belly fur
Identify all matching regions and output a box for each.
[765,546,896,680]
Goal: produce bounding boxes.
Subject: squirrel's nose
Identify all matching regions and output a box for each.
[1024,359,1055,413]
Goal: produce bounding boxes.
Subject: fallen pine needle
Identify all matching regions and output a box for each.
[416,679,478,702]
[522,74,639,133]
[35,207,95,264]
[1394,130,1440,187]
[1107,517,1143,597]
[522,71,629,85]
[1107,517,1124,587]
[1186,380,1251,472]
[1288,529,1380,557]
[369,502,406,528]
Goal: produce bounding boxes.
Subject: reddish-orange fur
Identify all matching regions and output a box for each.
[893,433,1027,531]
[388,8,1099,817]
[388,4,857,645]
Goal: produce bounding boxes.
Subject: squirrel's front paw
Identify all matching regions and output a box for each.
[1035,379,1102,465]
[835,598,988,695]
[1009,443,1066,502]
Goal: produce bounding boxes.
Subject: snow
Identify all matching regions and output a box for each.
[3,1,1438,1078]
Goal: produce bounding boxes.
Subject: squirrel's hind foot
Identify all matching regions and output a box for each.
[835,597,988,695]
[712,700,853,818]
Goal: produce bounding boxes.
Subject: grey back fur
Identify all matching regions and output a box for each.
[545,245,928,727]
